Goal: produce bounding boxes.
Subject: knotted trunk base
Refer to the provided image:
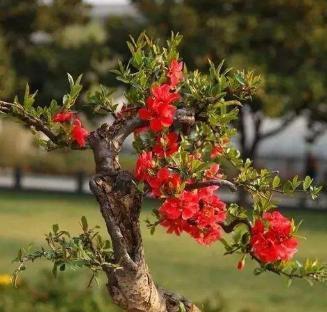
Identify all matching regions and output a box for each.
[90,172,200,312]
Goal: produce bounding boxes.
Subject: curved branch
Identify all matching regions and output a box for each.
[185,179,237,192]
[174,108,195,126]
[0,100,60,144]
[260,114,297,140]
[219,219,251,233]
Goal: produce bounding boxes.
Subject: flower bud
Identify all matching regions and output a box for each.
[237,257,246,271]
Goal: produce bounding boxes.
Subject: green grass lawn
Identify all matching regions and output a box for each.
[0,190,326,312]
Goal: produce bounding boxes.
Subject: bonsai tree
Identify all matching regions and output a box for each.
[0,34,326,312]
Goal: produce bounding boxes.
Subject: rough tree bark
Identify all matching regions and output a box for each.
[87,117,201,312]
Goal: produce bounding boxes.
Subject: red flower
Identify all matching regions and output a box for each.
[135,151,154,181]
[153,132,179,157]
[197,185,218,199]
[159,198,181,220]
[138,84,179,132]
[159,190,199,221]
[196,193,226,228]
[71,119,88,147]
[250,211,298,263]
[53,111,73,123]
[147,167,182,197]
[167,59,183,87]
[189,189,226,246]
[205,164,222,180]
[197,225,222,246]
[160,218,186,236]
[183,221,223,246]
[237,258,246,271]
[211,145,223,159]
[151,84,181,105]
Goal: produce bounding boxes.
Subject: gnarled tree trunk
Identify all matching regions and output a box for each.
[88,121,201,312]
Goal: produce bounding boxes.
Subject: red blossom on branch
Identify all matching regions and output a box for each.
[135,151,155,181]
[167,59,183,87]
[160,218,187,236]
[190,187,226,245]
[53,111,88,147]
[53,111,74,122]
[138,84,180,132]
[237,258,246,271]
[158,186,227,246]
[159,190,199,222]
[196,225,223,246]
[205,164,222,180]
[71,119,89,147]
[147,167,182,197]
[210,145,224,158]
[250,211,298,263]
[153,132,179,157]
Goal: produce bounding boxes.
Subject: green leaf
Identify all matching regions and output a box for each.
[23,83,37,111]
[67,73,74,87]
[17,249,22,262]
[303,176,313,191]
[283,181,293,193]
[52,263,58,277]
[272,176,280,189]
[81,216,88,232]
[179,302,187,312]
[291,175,302,190]
[287,278,293,288]
[234,72,246,85]
[52,224,59,234]
[136,182,145,193]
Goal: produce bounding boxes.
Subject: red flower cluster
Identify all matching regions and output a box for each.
[250,211,298,263]
[153,132,179,157]
[135,159,182,198]
[135,151,154,181]
[139,84,179,132]
[134,59,226,246]
[159,186,226,245]
[138,59,183,132]
[148,167,182,197]
[53,111,89,147]
[159,190,199,222]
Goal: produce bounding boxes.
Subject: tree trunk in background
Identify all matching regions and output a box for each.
[238,108,260,206]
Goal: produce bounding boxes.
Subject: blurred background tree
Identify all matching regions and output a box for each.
[0,0,107,106]
[0,33,15,99]
[130,0,327,160]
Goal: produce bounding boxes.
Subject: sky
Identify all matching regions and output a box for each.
[85,0,129,4]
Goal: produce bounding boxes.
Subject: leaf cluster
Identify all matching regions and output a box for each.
[13,217,115,288]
